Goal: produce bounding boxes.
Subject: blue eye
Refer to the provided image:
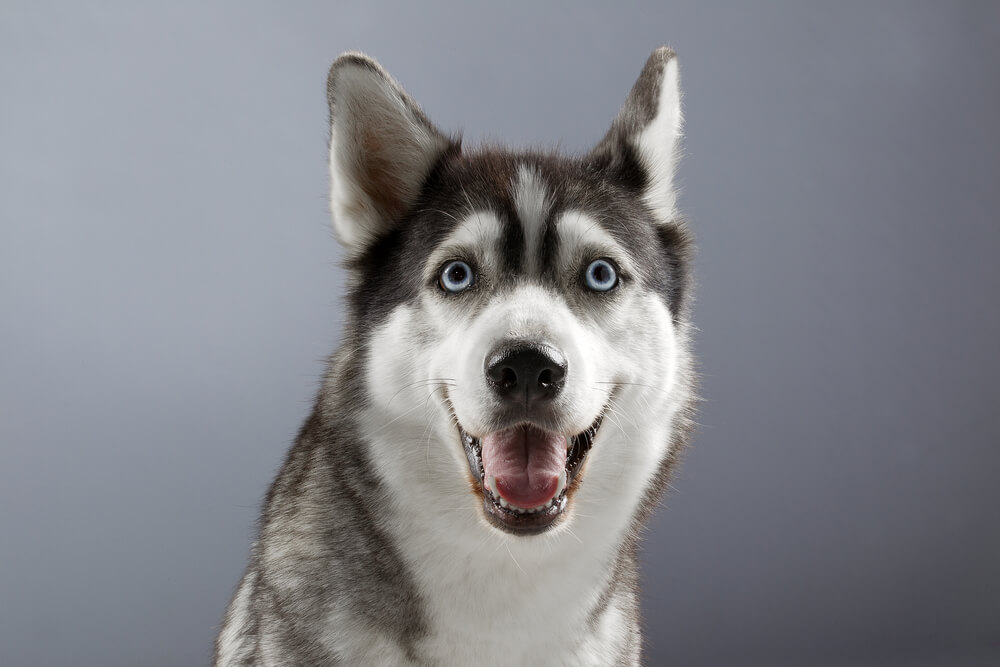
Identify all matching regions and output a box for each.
[439,260,474,293]
[584,259,618,292]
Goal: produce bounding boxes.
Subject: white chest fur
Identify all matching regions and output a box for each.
[388,487,632,666]
[359,412,662,666]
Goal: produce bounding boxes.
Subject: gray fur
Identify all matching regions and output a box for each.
[216,351,426,664]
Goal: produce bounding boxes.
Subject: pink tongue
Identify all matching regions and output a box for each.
[481,427,567,509]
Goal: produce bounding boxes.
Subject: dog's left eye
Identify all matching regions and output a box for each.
[584,259,618,292]
[439,260,475,293]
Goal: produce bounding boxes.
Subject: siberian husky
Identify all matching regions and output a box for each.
[216,47,695,666]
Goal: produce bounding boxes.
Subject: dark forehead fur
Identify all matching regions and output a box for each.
[347,147,692,332]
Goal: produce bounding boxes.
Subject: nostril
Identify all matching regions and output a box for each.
[548,361,566,386]
[500,366,517,389]
[538,368,553,388]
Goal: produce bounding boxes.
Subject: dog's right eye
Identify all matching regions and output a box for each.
[439,260,475,293]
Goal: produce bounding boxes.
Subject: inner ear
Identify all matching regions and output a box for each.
[354,121,422,222]
[588,47,683,224]
[327,54,457,254]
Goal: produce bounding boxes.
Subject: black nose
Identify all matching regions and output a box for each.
[485,343,567,405]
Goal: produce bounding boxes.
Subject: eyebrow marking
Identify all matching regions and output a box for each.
[557,210,618,252]
[424,210,503,282]
[555,210,634,275]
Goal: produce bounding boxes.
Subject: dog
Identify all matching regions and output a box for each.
[215,47,695,666]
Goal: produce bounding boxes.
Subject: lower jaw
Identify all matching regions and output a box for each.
[481,491,568,535]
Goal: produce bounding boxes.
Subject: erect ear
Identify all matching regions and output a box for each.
[589,47,683,224]
[327,53,456,254]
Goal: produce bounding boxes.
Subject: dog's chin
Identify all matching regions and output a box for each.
[458,415,604,536]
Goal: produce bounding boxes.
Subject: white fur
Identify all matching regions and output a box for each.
[556,209,640,279]
[634,57,683,223]
[215,572,252,663]
[513,164,550,274]
[424,210,505,285]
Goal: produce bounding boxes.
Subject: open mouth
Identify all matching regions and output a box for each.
[460,415,604,535]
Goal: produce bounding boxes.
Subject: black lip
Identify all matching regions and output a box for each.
[460,416,604,535]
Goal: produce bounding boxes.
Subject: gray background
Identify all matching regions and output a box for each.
[2,1,998,665]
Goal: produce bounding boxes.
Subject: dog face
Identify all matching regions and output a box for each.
[327,50,692,538]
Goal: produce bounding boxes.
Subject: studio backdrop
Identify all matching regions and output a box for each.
[2,2,998,665]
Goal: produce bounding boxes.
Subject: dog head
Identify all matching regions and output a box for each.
[327,50,693,538]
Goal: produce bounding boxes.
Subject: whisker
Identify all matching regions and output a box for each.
[459,184,477,216]
[371,383,453,436]
[593,381,655,389]
[562,525,584,546]
[601,406,626,432]
[505,542,527,576]
[417,207,463,224]
[604,397,638,429]
[385,378,456,411]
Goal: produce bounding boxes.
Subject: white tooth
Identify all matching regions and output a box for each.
[488,475,500,499]
[555,469,567,497]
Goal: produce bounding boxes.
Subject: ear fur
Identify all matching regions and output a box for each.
[327,53,455,253]
[590,47,683,224]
